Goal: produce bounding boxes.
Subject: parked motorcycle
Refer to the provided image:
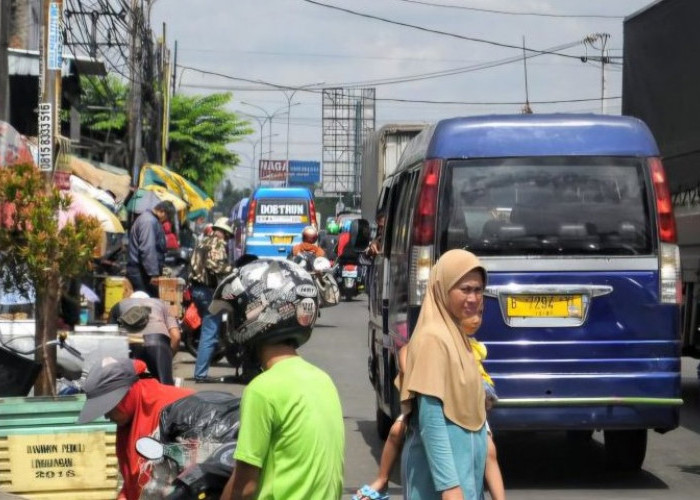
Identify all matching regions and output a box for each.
[136,391,240,499]
[290,252,340,309]
[137,437,236,499]
[0,332,84,396]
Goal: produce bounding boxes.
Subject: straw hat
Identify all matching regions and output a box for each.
[212,217,234,236]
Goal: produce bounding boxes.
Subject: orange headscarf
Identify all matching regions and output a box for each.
[400,249,487,431]
[114,360,193,500]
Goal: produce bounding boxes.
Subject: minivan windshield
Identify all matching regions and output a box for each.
[255,199,309,224]
[439,157,652,256]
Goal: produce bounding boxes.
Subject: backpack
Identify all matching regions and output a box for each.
[117,305,151,332]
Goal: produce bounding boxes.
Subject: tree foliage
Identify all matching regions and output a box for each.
[0,164,102,290]
[78,75,129,140]
[215,181,251,217]
[0,164,103,395]
[168,92,253,196]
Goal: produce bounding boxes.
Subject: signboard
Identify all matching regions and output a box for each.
[259,160,288,181]
[6,432,111,492]
[256,201,308,224]
[47,3,63,71]
[37,103,53,171]
[288,160,321,185]
[259,159,288,186]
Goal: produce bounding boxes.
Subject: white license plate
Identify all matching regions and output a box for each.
[342,269,357,278]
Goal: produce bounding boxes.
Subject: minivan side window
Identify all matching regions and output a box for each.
[389,169,420,257]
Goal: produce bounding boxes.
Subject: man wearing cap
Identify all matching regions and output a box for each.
[78,357,193,500]
[188,217,234,383]
[108,290,181,385]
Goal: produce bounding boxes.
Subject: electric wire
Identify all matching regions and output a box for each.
[385,0,626,19]
[300,0,587,60]
[177,64,618,107]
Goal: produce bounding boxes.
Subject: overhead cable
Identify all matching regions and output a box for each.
[300,0,584,60]
[387,0,625,19]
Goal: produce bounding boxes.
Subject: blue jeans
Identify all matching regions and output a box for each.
[191,284,222,379]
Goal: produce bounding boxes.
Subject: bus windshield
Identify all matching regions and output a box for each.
[439,157,653,256]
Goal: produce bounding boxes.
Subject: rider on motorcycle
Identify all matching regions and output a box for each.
[291,225,326,257]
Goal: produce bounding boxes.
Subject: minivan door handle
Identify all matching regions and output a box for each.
[484,284,613,328]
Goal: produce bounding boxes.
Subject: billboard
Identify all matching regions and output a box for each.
[259,159,287,186]
[289,161,321,185]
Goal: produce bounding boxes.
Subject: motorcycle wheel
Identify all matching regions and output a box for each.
[343,289,354,302]
[183,325,226,363]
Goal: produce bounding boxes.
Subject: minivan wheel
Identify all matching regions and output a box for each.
[604,429,647,472]
[376,406,393,440]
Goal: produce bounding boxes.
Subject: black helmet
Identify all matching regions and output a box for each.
[209,259,319,350]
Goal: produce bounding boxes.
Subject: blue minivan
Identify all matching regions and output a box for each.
[367,114,682,470]
[243,187,317,259]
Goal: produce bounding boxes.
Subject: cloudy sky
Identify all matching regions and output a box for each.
[151,0,652,188]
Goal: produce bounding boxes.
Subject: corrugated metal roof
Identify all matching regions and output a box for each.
[8,48,106,77]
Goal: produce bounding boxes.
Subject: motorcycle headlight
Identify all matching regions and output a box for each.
[313,257,331,271]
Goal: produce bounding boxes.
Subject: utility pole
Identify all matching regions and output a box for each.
[0,0,10,121]
[128,0,143,185]
[583,33,610,114]
[521,36,533,114]
[171,40,177,96]
[35,0,64,396]
[282,81,324,165]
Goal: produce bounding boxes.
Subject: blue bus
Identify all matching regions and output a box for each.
[367,114,682,471]
[243,187,317,259]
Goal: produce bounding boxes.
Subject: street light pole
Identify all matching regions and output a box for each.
[282,81,325,166]
[243,138,258,188]
[241,102,290,161]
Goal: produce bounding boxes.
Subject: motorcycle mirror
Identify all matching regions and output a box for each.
[179,247,193,261]
[136,437,165,460]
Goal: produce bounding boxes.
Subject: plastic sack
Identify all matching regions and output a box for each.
[182,302,201,330]
[158,391,241,444]
[316,274,340,307]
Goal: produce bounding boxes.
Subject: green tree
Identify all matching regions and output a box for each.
[168,93,253,196]
[216,181,251,216]
[0,164,102,396]
[77,75,129,142]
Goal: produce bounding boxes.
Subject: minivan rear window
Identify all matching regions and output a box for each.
[439,157,652,256]
[255,199,309,224]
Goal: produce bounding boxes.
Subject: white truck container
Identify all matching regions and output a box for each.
[623,0,700,358]
[360,124,426,220]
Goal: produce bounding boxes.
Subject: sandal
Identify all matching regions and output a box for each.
[352,484,389,500]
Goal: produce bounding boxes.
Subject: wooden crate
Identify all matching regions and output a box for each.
[167,301,183,319]
[158,277,185,304]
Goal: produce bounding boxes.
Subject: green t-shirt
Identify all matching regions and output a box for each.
[234,356,345,499]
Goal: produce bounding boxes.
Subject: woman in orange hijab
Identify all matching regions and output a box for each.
[400,249,488,499]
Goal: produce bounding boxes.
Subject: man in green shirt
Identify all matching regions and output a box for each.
[218,259,345,499]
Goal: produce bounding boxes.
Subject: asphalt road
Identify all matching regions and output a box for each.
[173,297,700,500]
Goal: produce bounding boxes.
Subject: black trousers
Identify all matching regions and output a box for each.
[130,334,174,385]
[126,264,160,298]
